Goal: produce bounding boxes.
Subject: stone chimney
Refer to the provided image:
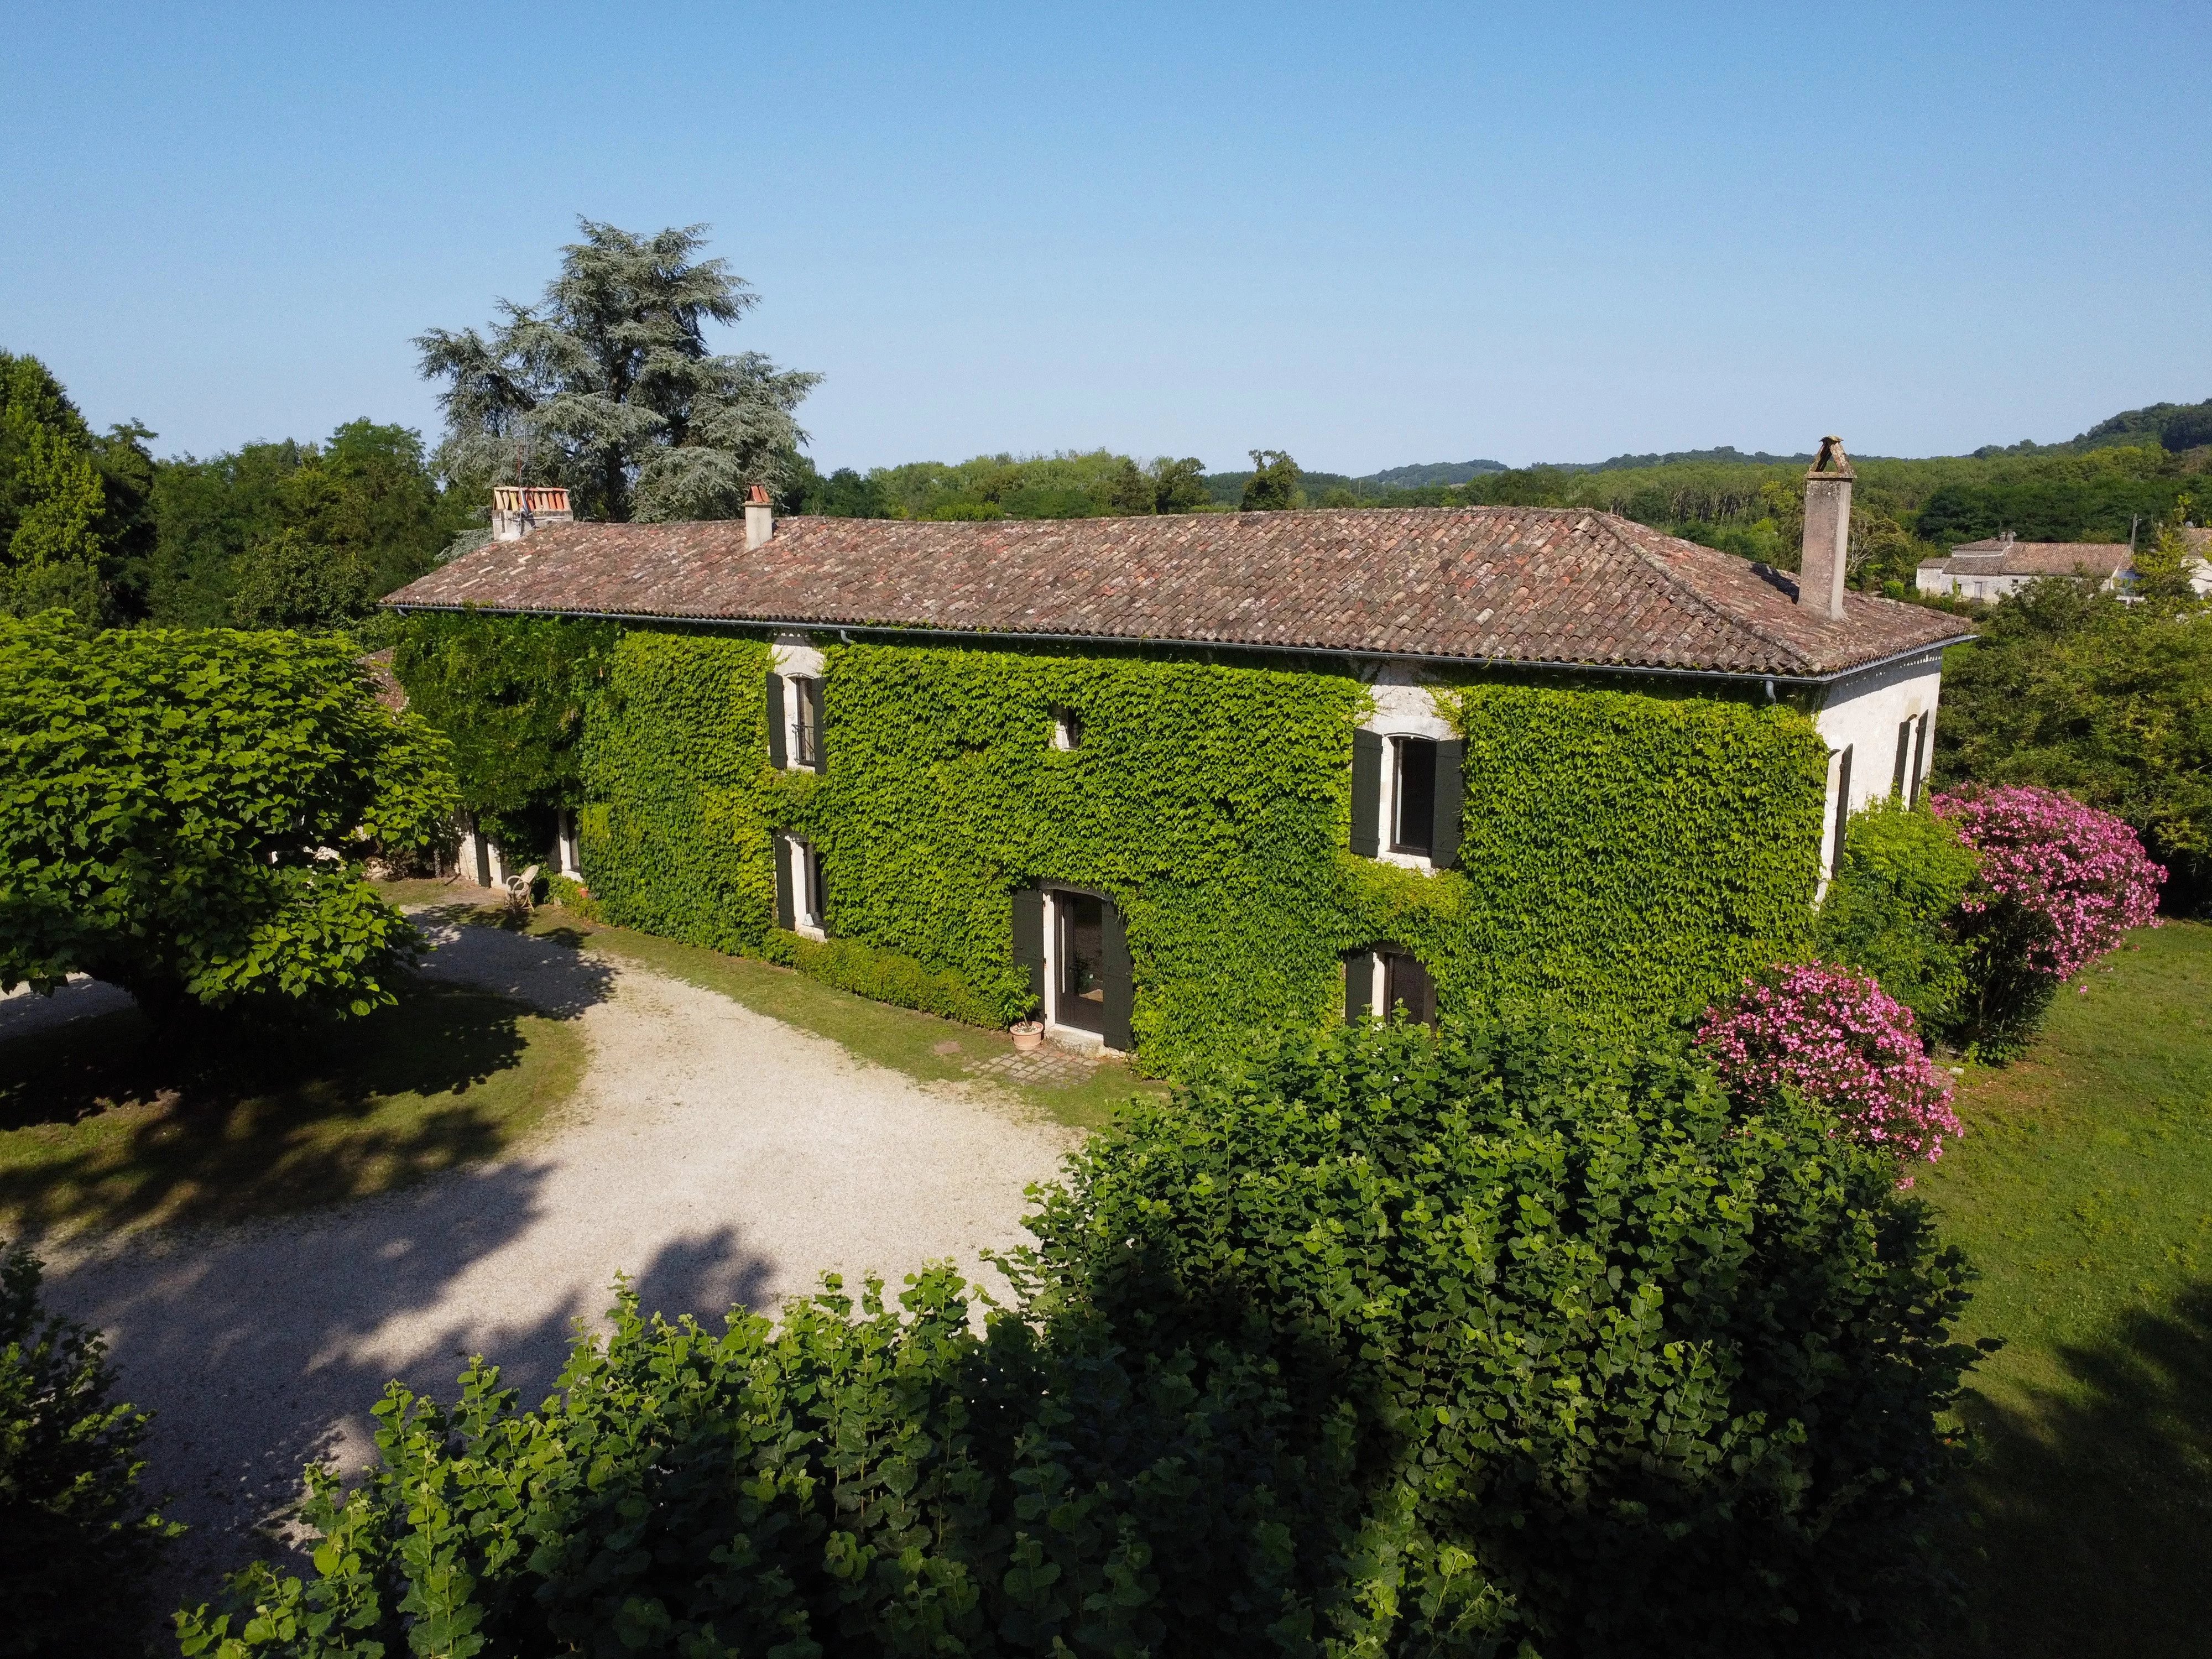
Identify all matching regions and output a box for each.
[1798,436,1853,620]
[491,486,572,541]
[744,483,774,550]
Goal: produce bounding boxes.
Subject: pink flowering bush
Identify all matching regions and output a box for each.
[1931,785,2164,1053]
[1698,962,1961,1178]
[1930,786,2164,977]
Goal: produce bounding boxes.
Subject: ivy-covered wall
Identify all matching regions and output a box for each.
[401,618,1832,1076]
[1343,685,1829,1033]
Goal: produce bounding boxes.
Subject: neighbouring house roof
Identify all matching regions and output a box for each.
[384,507,1971,682]
[1920,538,2133,578]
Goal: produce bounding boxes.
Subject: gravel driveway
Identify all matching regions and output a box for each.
[38,918,1083,1605]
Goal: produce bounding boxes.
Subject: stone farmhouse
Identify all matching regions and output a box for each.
[1917,526,2212,601]
[388,441,1969,1071]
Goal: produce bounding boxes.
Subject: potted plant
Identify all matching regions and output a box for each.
[1010,1019,1044,1052]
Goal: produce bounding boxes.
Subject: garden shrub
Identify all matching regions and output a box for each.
[1931,785,2165,1056]
[1813,797,1979,1035]
[759,927,1006,1026]
[175,1015,1976,1657]
[177,1270,1374,1658]
[1011,1015,1980,1656]
[2,1243,177,1653]
[1697,962,1961,1180]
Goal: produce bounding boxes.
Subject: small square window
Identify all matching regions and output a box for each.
[1051,707,1084,752]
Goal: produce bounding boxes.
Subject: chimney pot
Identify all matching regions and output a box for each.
[1797,436,1853,620]
[744,484,774,550]
[491,485,572,541]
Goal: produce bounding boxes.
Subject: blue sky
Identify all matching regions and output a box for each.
[5,1,2207,472]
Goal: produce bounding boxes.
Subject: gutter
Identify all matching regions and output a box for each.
[382,601,1975,691]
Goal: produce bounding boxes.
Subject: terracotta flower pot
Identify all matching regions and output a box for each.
[1010,1021,1044,1052]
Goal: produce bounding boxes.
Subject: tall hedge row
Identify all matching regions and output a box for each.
[176,1016,1978,1657]
[400,620,1831,1074]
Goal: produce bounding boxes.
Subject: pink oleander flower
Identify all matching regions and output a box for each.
[1698,962,1961,1181]
[1930,786,2164,979]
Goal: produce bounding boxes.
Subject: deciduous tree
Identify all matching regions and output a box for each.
[0,614,455,1026]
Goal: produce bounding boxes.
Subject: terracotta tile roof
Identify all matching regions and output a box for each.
[384,507,1971,681]
[1922,538,2132,577]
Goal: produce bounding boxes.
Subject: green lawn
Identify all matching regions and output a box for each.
[1919,919,2212,1656]
[0,982,585,1235]
[381,878,1161,1130]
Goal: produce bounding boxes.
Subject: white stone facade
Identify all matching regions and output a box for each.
[1811,648,1947,888]
[1358,664,1455,874]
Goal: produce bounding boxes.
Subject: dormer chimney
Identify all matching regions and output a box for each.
[744,483,774,550]
[491,486,572,541]
[1798,436,1853,620]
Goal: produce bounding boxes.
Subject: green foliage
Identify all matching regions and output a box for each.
[416,218,819,523]
[0,614,454,1021]
[1420,682,1829,1031]
[784,459,896,518]
[176,1265,1373,1659]
[414,618,1827,1074]
[0,352,151,624]
[1935,578,2212,907]
[760,927,1005,1026]
[1238,448,1302,511]
[174,1015,1976,1657]
[1914,445,2193,544]
[148,421,467,629]
[2,1241,178,1654]
[1011,1015,1981,1656]
[1815,797,1980,1033]
[392,611,618,846]
[857,450,1215,521]
[577,629,782,952]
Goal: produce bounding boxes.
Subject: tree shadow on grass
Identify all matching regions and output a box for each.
[1956,1282,2212,1657]
[0,982,567,1234]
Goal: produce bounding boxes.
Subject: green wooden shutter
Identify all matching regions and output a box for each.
[1100,897,1134,1052]
[1010,885,1045,1015]
[1350,729,1383,857]
[807,677,827,774]
[1910,713,1931,803]
[1892,719,1912,796]
[1344,951,1371,1022]
[765,672,787,769]
[773,832,795,930]
[1432,739,1463,867]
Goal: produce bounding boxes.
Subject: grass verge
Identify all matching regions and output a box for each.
[1920,919,2212,1657]
[380,878,1158,1130]
[0,982,585,1236]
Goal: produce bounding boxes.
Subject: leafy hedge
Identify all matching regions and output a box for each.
[178,1015,1976,1657]
[390,611,616,849]
[399,619,1832,1074]
[3,1243,178,1653]
[1814,796,1980,1034]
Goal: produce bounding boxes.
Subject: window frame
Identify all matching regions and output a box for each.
[1389,735,1439,857]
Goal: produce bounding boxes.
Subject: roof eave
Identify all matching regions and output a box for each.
[379,597,1975,688]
